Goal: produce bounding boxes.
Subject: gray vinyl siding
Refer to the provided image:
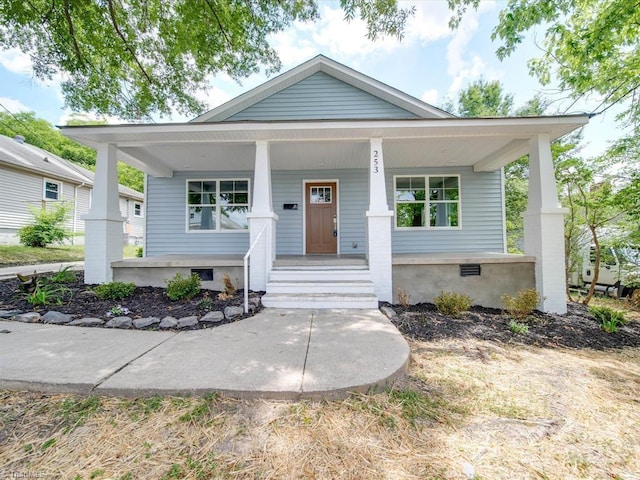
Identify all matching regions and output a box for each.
[227,72,419,121]
[146,171,253,256]
[73,186,91,234]
[0,167,44,230]
[389,167,504,253]
[272,169,368,255]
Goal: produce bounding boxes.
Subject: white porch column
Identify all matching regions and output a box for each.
[82,143,125,284]
[523,134,568,313]
[366,138,394,302]
[247,140,278,291]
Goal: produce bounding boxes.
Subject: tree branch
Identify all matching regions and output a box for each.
[204,0,232,47]
[63,0,84,64]
[106,0,153,85]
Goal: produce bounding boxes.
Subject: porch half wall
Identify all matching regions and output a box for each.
[392,254,536,309]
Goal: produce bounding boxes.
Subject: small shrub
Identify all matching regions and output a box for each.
[433,291,473,317]
[197,292,214,311]
[589,305,627,333]
[18,203,71,248]
[502,289,541,321]
[508,320,529,334]
[106,305,130,317]
[396,288,411,308]
[94,281,136,301]
[136,247,143,258]
[166,273,201,301]
[49,266,77,284]
[24,282,70,306]
[222,274,237,296]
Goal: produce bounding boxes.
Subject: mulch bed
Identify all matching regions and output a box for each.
[1,271,639,349]
[388,302,640,350]
[0,272,261,329]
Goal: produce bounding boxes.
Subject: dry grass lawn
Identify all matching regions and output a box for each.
[1,339,639,480]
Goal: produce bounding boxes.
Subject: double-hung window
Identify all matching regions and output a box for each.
[187,179,249,232]
[394,175,460,228]
[43,179,61,201]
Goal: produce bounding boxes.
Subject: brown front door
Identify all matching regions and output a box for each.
[305,182,337,254]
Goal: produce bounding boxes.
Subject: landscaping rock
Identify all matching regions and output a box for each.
[177,316,199,328]
[133,317,160,329]
[14,312,41,323]
[224,306,244,319]
[42,311,73,325]
[201,311,225,323]
[68,318,104,327]
[159,316,178,329]
[249,297,261,311]
[106,316,133,328]
[0,309,22,319]
[380,306,397,319]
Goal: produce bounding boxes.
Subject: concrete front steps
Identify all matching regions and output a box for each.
[261,265,379,309]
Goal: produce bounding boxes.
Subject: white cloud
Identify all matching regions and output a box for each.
[421,89,439,105]
[270,27,319,68]
[0,96,31,114]
[0,48,32,75]
[310,6,402,60]
[445,1,498,94]
[403,1,452,44]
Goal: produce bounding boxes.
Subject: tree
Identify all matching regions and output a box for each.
[0,112,96,169]
[0,0,414,120]
[448,0,640,127]
[0,112,144,192]
[445,81,581,252]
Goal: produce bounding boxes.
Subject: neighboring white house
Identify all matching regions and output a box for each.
[62,55,588,313]
[0,133,144,245]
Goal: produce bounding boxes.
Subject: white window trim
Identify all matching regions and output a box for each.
[393,174,462,230]
[185,178,251,233]
[133,201,143,217]
[43,178,62,201]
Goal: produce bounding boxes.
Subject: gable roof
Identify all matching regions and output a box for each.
[192,55,453,122]
[0,134,143,201]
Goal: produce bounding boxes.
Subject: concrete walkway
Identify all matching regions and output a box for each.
[0,309,410,400]
[0,261,84,280]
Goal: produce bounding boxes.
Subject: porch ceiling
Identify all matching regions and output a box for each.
[62,116,589,177]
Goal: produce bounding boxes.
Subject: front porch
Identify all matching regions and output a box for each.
[64,116,588,314]
[112,251,535,310]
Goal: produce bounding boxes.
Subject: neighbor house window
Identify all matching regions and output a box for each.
[134,202,142,217]
[394,175,460,228]
[43,179,61,200]
[187,179,249,232]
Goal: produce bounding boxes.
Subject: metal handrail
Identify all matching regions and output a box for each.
[243,222,269,313]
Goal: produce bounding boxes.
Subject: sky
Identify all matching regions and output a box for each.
[0,0,625,159]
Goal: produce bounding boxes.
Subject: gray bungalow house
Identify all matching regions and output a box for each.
[62,55,588,313]
[0,133,144,245]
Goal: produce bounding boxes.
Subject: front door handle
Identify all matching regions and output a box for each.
[333,214,337,237]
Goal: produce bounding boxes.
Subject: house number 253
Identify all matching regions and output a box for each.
[372,150,379,173]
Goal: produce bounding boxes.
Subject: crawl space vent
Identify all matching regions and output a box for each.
[191,268,214,281]
[460,264,481,277]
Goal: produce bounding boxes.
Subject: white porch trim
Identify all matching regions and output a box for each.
[524,134,568,314]
[247,141,278,291]
[82,143,125,284]
[367,138,393,303]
